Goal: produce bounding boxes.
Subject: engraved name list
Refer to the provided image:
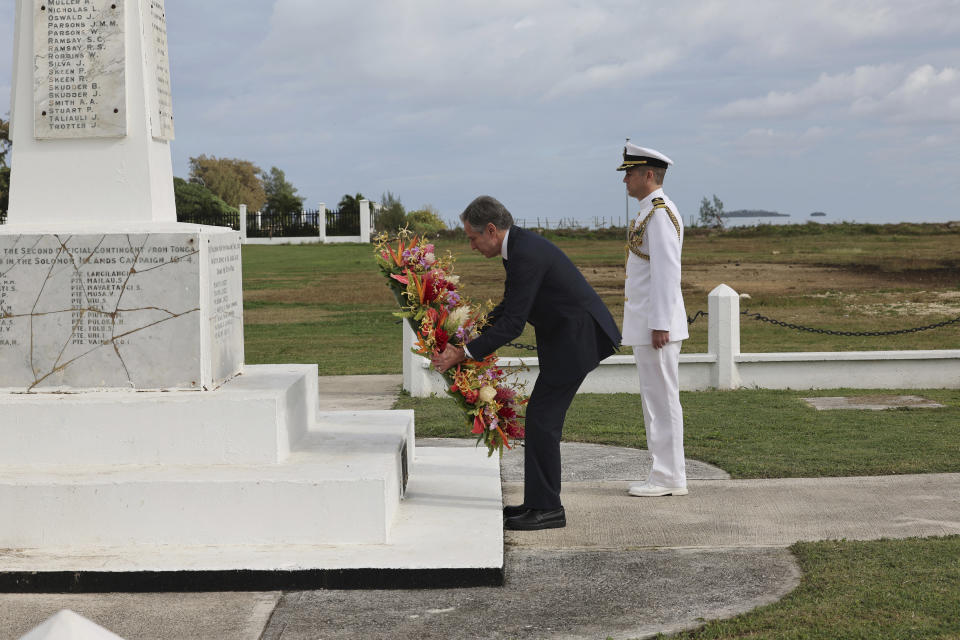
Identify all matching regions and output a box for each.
[34,0,127,138]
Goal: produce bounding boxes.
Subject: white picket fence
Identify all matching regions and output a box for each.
[403,284,960,396]
[239,200,378,245]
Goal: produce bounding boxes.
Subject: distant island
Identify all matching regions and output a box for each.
[810,212,827,217]
[722,209,790,218]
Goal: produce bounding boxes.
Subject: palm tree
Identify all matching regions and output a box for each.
[337,192,366,218]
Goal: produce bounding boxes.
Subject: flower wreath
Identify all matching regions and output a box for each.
[374,230,526,457]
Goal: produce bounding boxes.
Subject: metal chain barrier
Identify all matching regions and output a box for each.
[504,341,538,351]
[409,309,960,352]
[740,310,960,337]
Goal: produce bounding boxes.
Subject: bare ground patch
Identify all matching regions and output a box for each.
[244,274,394,306]
[579,263,955,298]
[244,307,343,325]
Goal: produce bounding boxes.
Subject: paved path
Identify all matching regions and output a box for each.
[317,374,403,411]
[3,375,958,640]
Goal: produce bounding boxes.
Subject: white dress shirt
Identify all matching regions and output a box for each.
[462,227,510,359]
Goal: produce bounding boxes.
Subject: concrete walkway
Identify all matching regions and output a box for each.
[2,375,959,640]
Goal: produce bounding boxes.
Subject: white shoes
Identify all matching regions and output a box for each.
[628,482,688,497]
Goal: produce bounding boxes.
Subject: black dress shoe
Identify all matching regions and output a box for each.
[503,504,527,519]
[504,507,566,531]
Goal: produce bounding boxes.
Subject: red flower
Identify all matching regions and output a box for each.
[472,414,485,434]
[390,273,409,285]
[422,271,441,303]
[498,406,516,420]
[435,327,449,353]
[464,389,479,404]
[450,384,459,393]
[495,386,516,403]
[505,423,525,439]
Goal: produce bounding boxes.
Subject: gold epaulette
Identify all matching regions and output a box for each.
[626,197,681,261]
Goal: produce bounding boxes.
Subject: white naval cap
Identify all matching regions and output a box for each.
[616,142,673,171]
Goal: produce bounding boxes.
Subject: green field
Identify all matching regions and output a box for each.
[396,387,960,478]
[659,536,960,640]
[242,223,960,373]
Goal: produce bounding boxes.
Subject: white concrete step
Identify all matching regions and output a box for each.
[0,364,416,548]
[0,447,504,590]
[0,419,409,547]
[0,364,319,466]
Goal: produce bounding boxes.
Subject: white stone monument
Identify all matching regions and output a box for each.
[0,0,501,590]
[3,0,241,391]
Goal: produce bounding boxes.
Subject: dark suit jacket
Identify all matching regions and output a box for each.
[466,226,621,384]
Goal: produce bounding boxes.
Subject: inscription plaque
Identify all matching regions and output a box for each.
[207,234,244,382]
[34,0,127,139]
[143,0,174,140]
[0,231,243,391]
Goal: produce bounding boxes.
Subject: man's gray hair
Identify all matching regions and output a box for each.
[460,195,514,232]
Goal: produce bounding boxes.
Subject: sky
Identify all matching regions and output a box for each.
[2,0,960,226]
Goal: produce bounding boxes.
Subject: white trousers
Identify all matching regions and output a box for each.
[634,342,686,488]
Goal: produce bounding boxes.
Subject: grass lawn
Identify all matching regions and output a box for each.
[240,225,960,373]
[657,536,960,640]
[395,388,960,478]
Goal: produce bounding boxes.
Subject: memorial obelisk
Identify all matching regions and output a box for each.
[2,0,242,391]
[0,0,503,591]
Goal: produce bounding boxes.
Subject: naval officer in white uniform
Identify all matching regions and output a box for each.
[618,142,689,497]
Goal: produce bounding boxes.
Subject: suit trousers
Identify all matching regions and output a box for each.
[634,342,687,488]
[523,372,588,510]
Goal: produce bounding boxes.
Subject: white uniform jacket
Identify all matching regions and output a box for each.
[622,188,689,345]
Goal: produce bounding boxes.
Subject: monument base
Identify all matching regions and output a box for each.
[0,222,243,392]
[0,446,504,591]
[0,364,504,588]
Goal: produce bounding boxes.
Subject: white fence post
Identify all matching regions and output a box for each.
[402,319,415,394]
[359,200,371,244]
[318,202,327,244]
[708,284,741,389]
[238,204,247,243]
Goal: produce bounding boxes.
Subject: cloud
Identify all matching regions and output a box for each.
[544,51,680,99]
[715,66,903,118]
[683,0,960,63]
[717,64,960,124]
[852,65,960,123]
[735,126,832,156]
[254,1,693,103]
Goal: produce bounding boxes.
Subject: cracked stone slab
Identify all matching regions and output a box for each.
[417,438,731,481]
[0,229,242,391]
[259,548,800,640]
[803,395,946,410]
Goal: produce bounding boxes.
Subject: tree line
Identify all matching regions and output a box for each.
[175,155,305,220]
[178,157,446,234]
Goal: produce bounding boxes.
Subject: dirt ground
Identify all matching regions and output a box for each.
[583,262,955,297]
[579,263,960,324]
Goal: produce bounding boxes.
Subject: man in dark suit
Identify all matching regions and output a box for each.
[432,195,621,531]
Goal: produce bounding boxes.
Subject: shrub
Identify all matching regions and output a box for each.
[406,205,447,236]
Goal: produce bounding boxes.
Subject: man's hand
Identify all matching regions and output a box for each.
[651,330,670,350]
[432,344,466,373]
